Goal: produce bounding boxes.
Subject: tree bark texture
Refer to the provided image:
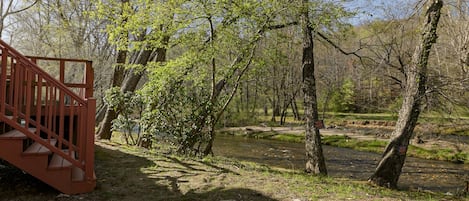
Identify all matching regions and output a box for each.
[369,0,443,188]
[301,1,327,175]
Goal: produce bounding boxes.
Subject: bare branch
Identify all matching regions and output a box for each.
[267,21,298,30]
[316,31,362,59]
[5,0,38,15]
[384,74,404,89]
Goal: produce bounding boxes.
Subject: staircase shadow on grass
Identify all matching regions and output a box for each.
[0,142,279,201]
[0,159,58,198]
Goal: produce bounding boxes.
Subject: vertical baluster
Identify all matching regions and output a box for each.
[48,86,54,141]
[0,48,7,114]
[59,89,65,150]
[36,76,43,137]
[13,60,21,121]
[7,57,14,112]
[24,68,32,128]
[17,62,23,120]
[20,61,26,123]
[79,104,85,169]
[69,99,75,157]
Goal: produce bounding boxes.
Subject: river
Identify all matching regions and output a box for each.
[213,134,469,193]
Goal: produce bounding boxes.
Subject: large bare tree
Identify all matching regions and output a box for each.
[369,0,443,188]
[301,0,327,175]
[0,0,38,38]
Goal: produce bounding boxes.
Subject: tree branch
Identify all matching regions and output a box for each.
[384,74,404,89]
[6,0,38,15]
[267,21,298,30]
[316,31,362,59]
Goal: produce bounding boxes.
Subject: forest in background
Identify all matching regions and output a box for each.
[2,1,467,115]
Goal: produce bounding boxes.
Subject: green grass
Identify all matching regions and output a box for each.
[270,133,304,143]
[322,135,387,153]
[409,146,469,163]
[99,139,468,200]
[240,109,469,125]
[201,155,464,201]
[321,135,469,164]
[437,126,469,136]
[271,169,458,201]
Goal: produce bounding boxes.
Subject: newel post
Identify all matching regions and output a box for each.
[85,98,96,181]
[85,61,94,99]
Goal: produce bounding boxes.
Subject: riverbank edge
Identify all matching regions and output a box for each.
[217,127,469,164]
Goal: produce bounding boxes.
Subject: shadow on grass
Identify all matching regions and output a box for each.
[0,159,58,199]
[0,142,278,201]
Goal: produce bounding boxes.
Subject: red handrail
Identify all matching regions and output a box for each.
[0,39,95,182]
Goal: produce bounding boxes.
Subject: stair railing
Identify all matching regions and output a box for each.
[26,56,94,99]
[0,40,95,183]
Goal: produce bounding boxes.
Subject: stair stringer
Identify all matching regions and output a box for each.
[0,116,96,194]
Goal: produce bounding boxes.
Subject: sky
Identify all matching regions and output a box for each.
[343,0,420,25]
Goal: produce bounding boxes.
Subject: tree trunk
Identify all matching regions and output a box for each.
[291,98,300,120]
[251,79,258,114]
[270,98,277,122]
[291,90,300,120]
[369,0,443,188]
[203,115,216,156]
[280,106,287,125]
[301,0,327,175]
[97,47,166,140]
[245,81,250,111]
[96,49,127,139]
[271,64,280,122]
[121,49,156,92]
[95,103,106,125]
[96,0,129,139]
[203,42,258,156]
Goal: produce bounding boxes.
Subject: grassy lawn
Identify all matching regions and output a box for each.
[3,139,465,201]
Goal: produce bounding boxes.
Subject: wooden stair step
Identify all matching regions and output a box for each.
[72,166,96,182]
[23,139,57,155]
[49,151,75,169]
[72,166,85,182]
[0,128,35,140]
[0,115,13,123]
[4,115,13,120]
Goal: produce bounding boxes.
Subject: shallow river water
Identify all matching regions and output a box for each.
[213,134,469,193]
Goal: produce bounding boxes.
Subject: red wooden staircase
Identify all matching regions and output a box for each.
[0,40,96,194]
